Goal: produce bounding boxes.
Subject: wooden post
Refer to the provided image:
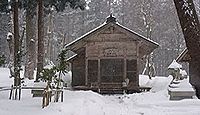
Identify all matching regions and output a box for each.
[61,91,63,102]
[123,58,126,80]
[85,58,88,86]
[19,86,21,100]
[9,85,13,100]
[98,59,101,87]
[42,92,46,108]
[136,41,140,90]
[14,87,17,100]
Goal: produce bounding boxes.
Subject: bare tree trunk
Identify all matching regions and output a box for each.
[141,0,155,78]
[174,0,200,98]
[36,0,44,81]
[47,8,53,63]
[13,0,20,86]
[7,32,14,78]
[24,3,36,80]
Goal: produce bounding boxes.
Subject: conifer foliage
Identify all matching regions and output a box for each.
[0,55,6,67]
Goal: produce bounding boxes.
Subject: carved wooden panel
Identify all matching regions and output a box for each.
[103,47,119,57]
[100,42,124,57]
[86,41,137,58]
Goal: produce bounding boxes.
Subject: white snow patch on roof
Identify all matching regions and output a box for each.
[168,60,182,69]
[180,69,187,76]
[116,22,159,46]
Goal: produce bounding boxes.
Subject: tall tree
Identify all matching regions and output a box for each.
[24,0,37,80]
[46,7,54,63]
[35,0,86,81]
[36,0,44,81]
[13,0,20,87]
[140,0,155,78]
[173,0,200,98]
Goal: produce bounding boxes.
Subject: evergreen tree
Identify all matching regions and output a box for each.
[0,55,6,67]
[39,67,57,87]
[54,49,69,102]
[24,1,37,80]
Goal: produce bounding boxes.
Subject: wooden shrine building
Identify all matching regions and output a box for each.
[65,15,159,93]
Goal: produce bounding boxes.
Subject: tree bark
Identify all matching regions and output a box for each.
[47,9,53,63]
[36,0,44,81]
[13,0,20,86]
[173,0,200,98]
[24,5,36,80]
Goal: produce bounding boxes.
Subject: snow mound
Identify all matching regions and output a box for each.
[0,68,12,87]
[139,75,173,92]
[1,68,200,115]
[150,76,173,92]
[180,69,187,76]
[139,75,150,87]
[49,90,106,115]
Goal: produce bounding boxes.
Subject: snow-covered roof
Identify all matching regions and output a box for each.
[169,79,195,92]
[65,22,107,50]
[180,69,187,76]
[65,15,159,54]
[115,22,159,46]
[66,54,78,62]
[176,48,191,62]
[168,60,182,69]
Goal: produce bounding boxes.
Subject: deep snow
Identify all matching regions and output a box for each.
[0,68,200,115]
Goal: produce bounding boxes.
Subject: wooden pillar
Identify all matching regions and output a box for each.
[98,59,101,86]
[123,58,127,80]
[85,58,88,86]
[123,44,127,81]
[98,44,101,87]
[136,41,141,89]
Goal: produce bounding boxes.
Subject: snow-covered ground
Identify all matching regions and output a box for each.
[0,67,200,115]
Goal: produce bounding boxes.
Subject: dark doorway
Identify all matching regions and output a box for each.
[100,59,124,83]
